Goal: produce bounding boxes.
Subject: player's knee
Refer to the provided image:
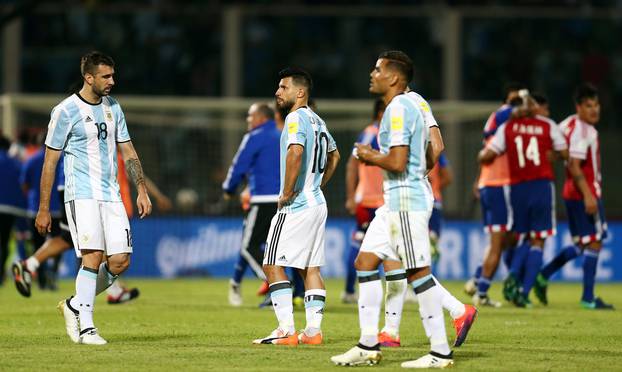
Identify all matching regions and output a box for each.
[107,254,131,275]
[354,255,373,271]
[262,264,277,278]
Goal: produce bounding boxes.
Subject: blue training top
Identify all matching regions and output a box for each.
[0,150,27,216]
[222,119,281,203]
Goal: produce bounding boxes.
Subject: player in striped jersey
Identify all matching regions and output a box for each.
[253,68,340,346]
[332,51,476,368]
[534,84,613,309]
[479,100,568,307]
[34,51,152,345]
[464,83,524,306]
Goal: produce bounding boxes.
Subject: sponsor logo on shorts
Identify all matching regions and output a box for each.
[278,255,287,262]
[85,116,93,122]
[81,234,90,244]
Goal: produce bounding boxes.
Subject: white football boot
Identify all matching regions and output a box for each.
[473,294,502,308]
[228,280,243,307]
[80,328,108,345]
[464,278,477,296]
[331,345,382,366]
[57,297,80,343]
[401,352,454,369]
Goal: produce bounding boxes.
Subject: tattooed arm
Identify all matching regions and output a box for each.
[118,141,152,218]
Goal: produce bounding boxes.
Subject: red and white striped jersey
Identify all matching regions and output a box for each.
[560,115,602,200]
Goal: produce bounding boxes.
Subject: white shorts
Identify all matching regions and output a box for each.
[263,204,327,269]
[65,199,132,258]
[360,206,432,270]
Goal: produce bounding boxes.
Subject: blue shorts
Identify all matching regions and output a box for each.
[479,185,512,233]
[510,179,555,239]
[429,206,443,239]
[352,206,378,245]
[565,199,608,245]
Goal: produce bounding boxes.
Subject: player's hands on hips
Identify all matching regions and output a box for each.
[137,192,153,219]
[278,190,298,210]
[354,143,373,164]
[35,210,52,236]
[584,194,597,215]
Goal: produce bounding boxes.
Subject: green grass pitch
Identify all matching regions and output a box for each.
[1,279,621,371]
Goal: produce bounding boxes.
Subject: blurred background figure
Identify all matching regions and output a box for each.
[0,1,620,293]
[427,153,453,262]
[222,102,280,307]
[343,99,385,303]
[19,132,62,290]
[0,136,27,286]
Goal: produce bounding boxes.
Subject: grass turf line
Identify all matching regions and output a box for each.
[1,279,621,371]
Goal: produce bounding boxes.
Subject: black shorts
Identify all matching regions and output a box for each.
[240,202,277,277]
[58,190,73,245]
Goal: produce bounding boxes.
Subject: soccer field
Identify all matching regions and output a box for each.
[1,279,621,371]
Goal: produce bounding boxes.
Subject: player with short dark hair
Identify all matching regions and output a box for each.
[253,67,340,346]
[332,51,476,368]
[479,101,568,307]
[531,92,550,117]
[534,84,614,310]
[35,51,152,345]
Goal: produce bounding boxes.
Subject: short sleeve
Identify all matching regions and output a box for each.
[285,112,306,147]
[326,130,337,152]
[488,123,507,154]
[549,122,567,151]
[417,98,438,128]
[568,124,591,160]
[387,103,411,147]
[483,106,512,139]
[45,107,72,150]
[115,108,131,143]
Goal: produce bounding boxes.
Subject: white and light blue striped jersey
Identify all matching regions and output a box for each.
[406,91,439,129]
[45,93,131,202]
[378,93,433,212]
[279,106,336,214]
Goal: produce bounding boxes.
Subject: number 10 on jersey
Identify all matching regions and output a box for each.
[312,131,329,173]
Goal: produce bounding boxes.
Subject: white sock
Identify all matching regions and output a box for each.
[413,274,451,356]
[269,281,295,334]
[25,256,40,273]
[357,270,382,347]
[70,267,98,332]
[304,288,326,335]
[382,269,407,336]
[434,276,465,319]
[96,263,118,296]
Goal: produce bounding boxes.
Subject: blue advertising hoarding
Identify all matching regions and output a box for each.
[58,217,620,281]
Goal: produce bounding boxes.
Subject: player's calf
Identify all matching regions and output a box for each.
[106,253,131,275]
